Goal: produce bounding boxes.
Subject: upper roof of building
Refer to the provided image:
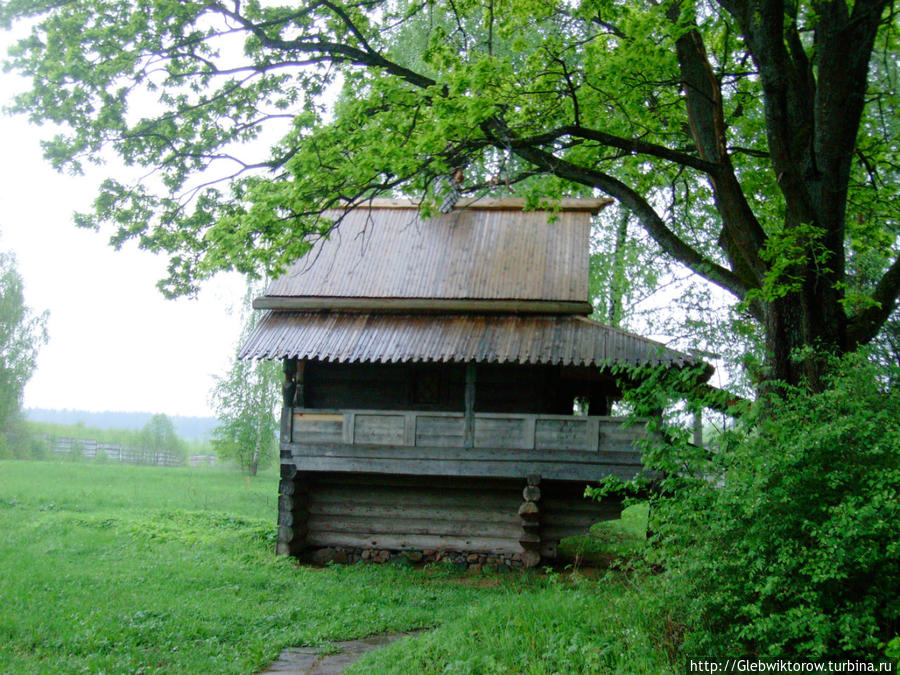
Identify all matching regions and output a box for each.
[254,198,612,315]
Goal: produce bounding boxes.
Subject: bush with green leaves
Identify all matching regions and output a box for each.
[603,355,900,659]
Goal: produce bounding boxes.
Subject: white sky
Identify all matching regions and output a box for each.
[0,52,246,418]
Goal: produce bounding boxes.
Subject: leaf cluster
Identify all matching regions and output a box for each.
[604,354,900,658]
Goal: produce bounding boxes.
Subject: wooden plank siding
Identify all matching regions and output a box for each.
[285,408,651,483]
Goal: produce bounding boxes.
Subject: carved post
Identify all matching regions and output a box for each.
[276,464,309,557]
[518,473,542,568]
[282,358,297,408]
[294,360,305,408]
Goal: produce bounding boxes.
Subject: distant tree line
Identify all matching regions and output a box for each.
[24,408,218,441]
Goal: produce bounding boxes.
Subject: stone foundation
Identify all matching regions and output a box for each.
[302,546,527,570]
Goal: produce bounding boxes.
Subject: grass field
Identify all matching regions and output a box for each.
[0,460,673,673]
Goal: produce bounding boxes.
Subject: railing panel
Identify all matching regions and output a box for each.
[474,417,530,450]
[354,413,405,445]
[291,412,343,444]
[416,414,465,447]
[535,418,590,450]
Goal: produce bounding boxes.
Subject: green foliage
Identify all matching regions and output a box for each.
[68,438,84,461]
[26,419,144,445]
[136,412,187,463]
[607,355,900,658]
[1,0,897,390]
[211,284,280,475]
[559,502,649,564]
[0,249,47,449]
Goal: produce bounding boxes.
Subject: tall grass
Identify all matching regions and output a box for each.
[0,461,674,673]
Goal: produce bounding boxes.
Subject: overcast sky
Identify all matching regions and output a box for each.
[1,43,247,418]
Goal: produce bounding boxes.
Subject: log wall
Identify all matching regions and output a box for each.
[276,471,625,564]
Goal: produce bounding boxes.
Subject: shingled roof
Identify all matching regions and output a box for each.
[240,312,694,367]
[253,198,609,315]
[244,198,697,368]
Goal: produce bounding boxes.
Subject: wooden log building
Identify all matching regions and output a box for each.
[240,198,697,567]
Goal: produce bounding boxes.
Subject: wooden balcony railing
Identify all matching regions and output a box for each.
[286,408,644,453]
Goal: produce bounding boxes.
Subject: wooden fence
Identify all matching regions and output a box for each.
[46,436,184,467]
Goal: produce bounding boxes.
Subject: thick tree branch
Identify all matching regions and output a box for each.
[715,0,819,227]
[668,6,768,288]
[492,125,719,174]
[480,119,752,303]
[848,253,900,347]
[208,2,438,90]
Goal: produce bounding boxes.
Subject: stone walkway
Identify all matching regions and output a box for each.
[261,632,418,674]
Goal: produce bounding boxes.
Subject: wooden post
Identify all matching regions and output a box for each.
[276,464,309,557]
[518,473,542,568]
[282,359,298,444]
[282,358,297,407]
[464,362,476,448]
[294,359,306,408]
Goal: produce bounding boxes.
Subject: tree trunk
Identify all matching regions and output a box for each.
[249,441,260,476]
[763,264,848,392]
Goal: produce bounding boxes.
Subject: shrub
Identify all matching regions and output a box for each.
[69,439,84,462]
[613,355,900,659]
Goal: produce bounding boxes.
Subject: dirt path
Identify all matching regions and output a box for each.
[260,632,419,674]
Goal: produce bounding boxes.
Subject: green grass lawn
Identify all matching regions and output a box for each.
[0,460,674,673]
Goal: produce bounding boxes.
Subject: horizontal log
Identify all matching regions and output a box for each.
[522,485,541,502]
[277,541,300,557]
[307,515,522,539]
[288,451,651,482]
[308,501,519,524]
[311,473,521,492]
[519,532,541,551]
[310,485,519,508]
[278,509,310,528]
[305,531,523,555]
[290,443,641,467]
[278,523,308,542]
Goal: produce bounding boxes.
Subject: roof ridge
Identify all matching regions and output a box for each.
[334,197,612,213]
